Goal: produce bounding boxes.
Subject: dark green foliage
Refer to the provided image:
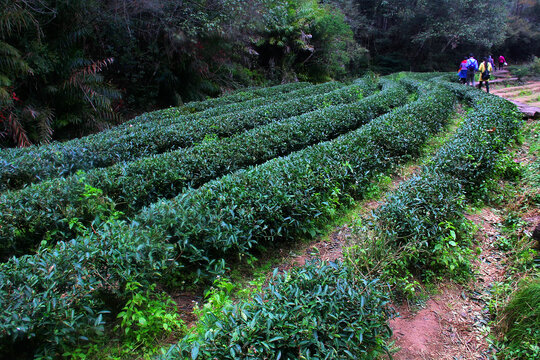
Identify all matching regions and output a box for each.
[0,79,455,357]
[375,170,466,249]
[133,83,455,277]
[429,93,522,195]
[0,220,175,359]
[372,82,522,280]
[0,0,121,147]
[162,261,393,360]
[0,81,360,191]
[0,79,395,257]
[332,0,510,72]
[125,81,312,125]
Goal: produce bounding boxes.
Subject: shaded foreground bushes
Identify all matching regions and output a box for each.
[161,261,393,360]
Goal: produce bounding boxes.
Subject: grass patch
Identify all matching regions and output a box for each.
[479,118,540,359]
[496,279,540,359]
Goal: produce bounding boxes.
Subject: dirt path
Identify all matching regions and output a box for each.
[390,209,507,359]
[388,115,538,359]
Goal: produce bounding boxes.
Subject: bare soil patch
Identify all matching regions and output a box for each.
[389,209,507,360]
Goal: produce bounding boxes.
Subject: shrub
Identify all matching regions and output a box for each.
[137,81,312,119]
[0,80,366,191]
[161,261,393,360]
[0,79,455,356]
[0,80,403,258]
[359,82,522,288]
[123,81,339,129]
[0,220,174,359]
[133,82,455,278]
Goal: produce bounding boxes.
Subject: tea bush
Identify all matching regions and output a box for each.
[0,80,454,356]
[0,80,406,258]
[161,261,393,360]
[0,80,371,191]
[127,81,312,122]
[133,83,455,277]
[121,82,341,130]
[0,220,175,359]
[368,83,522,284]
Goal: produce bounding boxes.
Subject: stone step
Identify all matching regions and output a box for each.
[513,101,540,119]
[489,77,519,85]
[491,83,540,95]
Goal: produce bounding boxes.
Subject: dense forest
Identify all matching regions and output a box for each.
[1,0,539,147]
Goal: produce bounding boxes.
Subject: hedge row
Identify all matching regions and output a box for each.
[161,261,393,360]
[0,80,454,356]
[0,81,372,191]
[0,81,408,259]
[374,84,522,278]
[133,83,456,277]
[0,221,173,359]
[105,82,343,147]
[129,81,312,121]
[123,81,329,128]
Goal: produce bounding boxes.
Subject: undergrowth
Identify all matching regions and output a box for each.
[484,120,540,359]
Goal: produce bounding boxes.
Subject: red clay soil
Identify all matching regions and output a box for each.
[389,208,507,360]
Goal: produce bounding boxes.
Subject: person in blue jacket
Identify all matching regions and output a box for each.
[465,54,478,87]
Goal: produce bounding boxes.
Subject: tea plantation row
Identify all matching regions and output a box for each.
[157,81,523,360]
[0,81,456,356]
[134,83,454,277]
[0,80,369,191]
[127,81,312,122]
[372,81,522,280]
[123,81,319,128]
[162,261,393,360]
[0,81,410,258]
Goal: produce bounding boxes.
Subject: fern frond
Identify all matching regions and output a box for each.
[23,106,54,144]
[67,58,115,86]
[4,112,31,147]
[0,41,33,75]
[0,87,12,107]
[0,1,35,38]
[60,29,91,49]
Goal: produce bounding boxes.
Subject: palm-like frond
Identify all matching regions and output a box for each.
[23,106,54,144]
[0,41,33,76]
[3,113,31,147]
[0,0,36,38]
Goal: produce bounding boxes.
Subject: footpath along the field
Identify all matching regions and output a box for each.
[0,80,409,258]
[0,80,458,357]
[0,81,365,191]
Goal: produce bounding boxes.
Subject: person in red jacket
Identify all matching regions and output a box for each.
[458,56,468,84]
[498,55,506,70]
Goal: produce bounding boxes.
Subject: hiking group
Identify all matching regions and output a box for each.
[458,54,506,93]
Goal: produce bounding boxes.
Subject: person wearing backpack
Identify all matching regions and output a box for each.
[466,54,478,86]
[498,55,506,70]
[488,55,496,72]
[477,57,493,93]
[458,56,468,84]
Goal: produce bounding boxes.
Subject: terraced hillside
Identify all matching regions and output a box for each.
[0,74,526,359]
